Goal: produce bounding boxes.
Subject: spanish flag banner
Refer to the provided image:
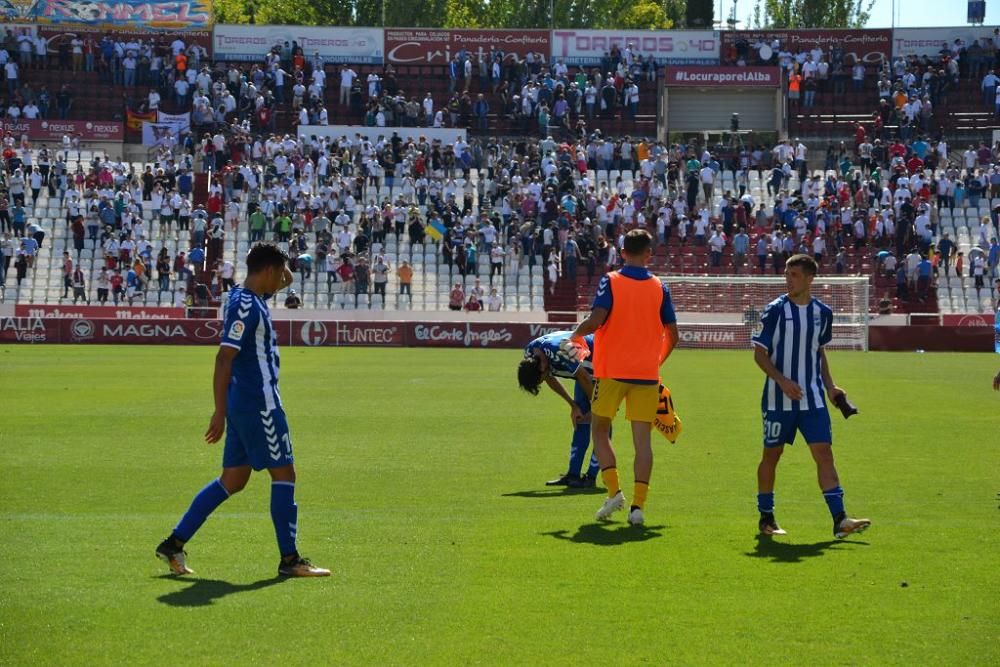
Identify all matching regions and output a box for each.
[126,110,157,132]
[653,382,682,443]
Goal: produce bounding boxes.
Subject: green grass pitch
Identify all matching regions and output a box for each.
[1,345,998,665]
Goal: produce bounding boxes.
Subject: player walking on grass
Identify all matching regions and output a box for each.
[567,230,679,526]
[518,331,601,488]
[155,243,330,577]
[752,254,870,539]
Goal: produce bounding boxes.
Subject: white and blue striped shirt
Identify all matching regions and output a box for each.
[751,295,833,412]
[220,286,282,412]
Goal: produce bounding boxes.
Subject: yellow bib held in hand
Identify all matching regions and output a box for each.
[653,382,682,443]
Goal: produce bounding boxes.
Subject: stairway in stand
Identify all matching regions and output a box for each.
[544,273,583,323]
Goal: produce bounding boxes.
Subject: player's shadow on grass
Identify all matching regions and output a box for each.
[541,523,665,546]
[502,487,606,498]
[746,535,869,563]
[154,575,288,607]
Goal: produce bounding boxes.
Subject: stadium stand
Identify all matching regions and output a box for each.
[1,29,998,321]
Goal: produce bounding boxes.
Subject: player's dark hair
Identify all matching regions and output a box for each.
[517,356,543,396]
[785,253,818,276]
[246,243,289,275]
[622,229,652,256]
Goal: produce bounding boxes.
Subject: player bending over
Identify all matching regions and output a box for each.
[752,254,870,539]
[568,230,679,526]
[155,243,329,577]
[518,331,601,488]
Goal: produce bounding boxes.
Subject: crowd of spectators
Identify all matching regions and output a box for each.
[3,120,1000,311]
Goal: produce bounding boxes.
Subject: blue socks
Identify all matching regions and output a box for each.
[757,492,775,514]
[823,486,845,519]
[568,422,592,476]
[270,481,298,557]
[174,479,230,542]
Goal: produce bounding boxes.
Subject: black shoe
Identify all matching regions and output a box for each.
[564,475,588,488]
[155,537,193,574]
[545,473,575,486]
[758,513,787,536]
[278,555,331,577]
[581,472,598,488]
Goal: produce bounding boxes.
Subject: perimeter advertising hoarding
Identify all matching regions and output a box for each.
[892,26,999,59]
[385,29,550,65]
[0,119,124,141]
[550,29,719,66]
[213,25,384,64]
[722,29,892,65]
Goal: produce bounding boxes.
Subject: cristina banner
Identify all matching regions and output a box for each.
[384,29,550,65]
[213,25,384,64]
[30,0,211,29]
[665,66,781,87]
[550,30,719,66]
[721,29,892,65]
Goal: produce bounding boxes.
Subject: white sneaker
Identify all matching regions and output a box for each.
[595,491,626,521]
[627,508,645,526]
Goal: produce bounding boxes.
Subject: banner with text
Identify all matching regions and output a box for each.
[892,27,999,59]
[722,29,892,65]
[1,119,124,141]
[1,317,989,352]
[39,26,213,54]
[665,66,781,87]
[550,29,719,66]
[31,0,211,29]
[297,124,467,145]
[213,24,384,63]
[14,305,185,319]
[385,29,550,66]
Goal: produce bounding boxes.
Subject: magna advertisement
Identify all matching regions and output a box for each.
[1,317,993,352]
[384,29,550,66]
[722,29,892,65]
[892,27,999,59]
[213,25,384,64]
[550,30,719,66]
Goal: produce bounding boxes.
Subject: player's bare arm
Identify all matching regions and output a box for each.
[662,322,679,362]
[205,345,238,444]
[753,344,803,401]
[544,372,583,427]
[819,347,845,402]
[572,306,608,339]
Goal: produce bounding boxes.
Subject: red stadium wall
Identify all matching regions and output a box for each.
[0,318,994,352]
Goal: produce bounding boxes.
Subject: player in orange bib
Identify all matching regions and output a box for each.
[566,229,679,526]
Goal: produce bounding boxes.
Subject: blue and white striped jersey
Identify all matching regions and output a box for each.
[220,286,282,412]
[751,295,833,412]
[524,331,595,379]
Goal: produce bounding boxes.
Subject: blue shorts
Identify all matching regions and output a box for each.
[762,409,832,448]
[223,407,294,470]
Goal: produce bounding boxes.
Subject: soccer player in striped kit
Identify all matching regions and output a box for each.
[155,243,329,577]
[518,331,601,488]
[751,254,871,539]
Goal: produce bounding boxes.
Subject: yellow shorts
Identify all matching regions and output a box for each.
[591,378,660,422]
